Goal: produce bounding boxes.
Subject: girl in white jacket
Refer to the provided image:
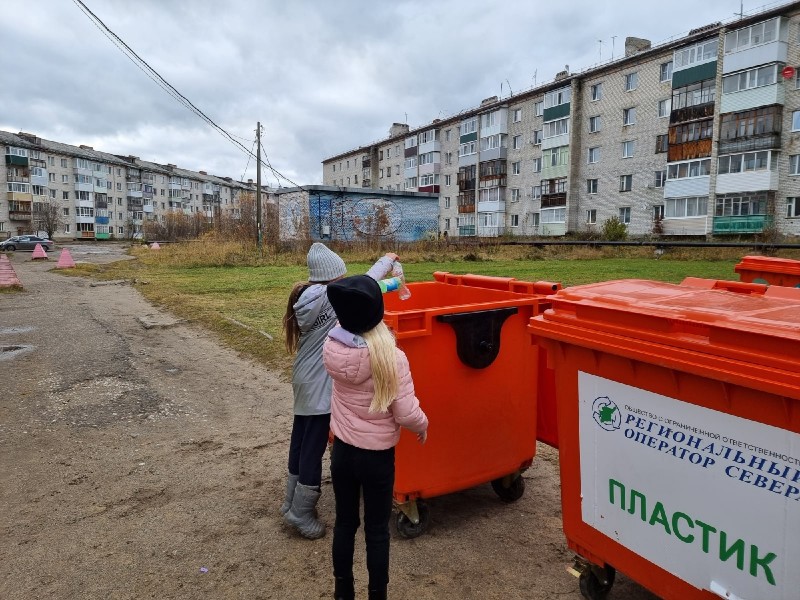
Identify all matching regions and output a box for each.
[324,275,428,600]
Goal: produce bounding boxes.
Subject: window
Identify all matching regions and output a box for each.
[665,196,708,218]
[591,83,603,101]
[116,182,122,191]
[788,197,800,218]
[48,173,55,182]
[445,129,451,142]
[532,157,542,173]
[720,107,779,140]
[672,79,716,109]
[395,146,400,157]
[63,191,69,200]
[61,158,68,168]
[444,217,451,229]
[511,214,519,227]
[62,174,69,183]
[64,224,71,234]
[654,170,667,188]
[619,207,631,224]
[419,130,438,144]
[513,134,523,149]
[588,147,600,163]
[544,146,569,167]
[667,158,712,179]
[511,188,521,202]
[444,196,451,208]
[792,111,800,131]
[715,192,768,216]
[49,189,56,198]
[459,141,477,156]
[623,108,636,126]
[725,18,778,53]
[541,207,566,223]
[589,116,601,133]
[513,108,522,122]
[660,61,673,82]
[445,174,452,186]
[717,150,775,174]
[386,166,391,177]
[622,141,635,158]
[619,175,633,192]
[462,118,477,135]
[544,87,571,108]
[671,119,714,143]
[512,161,521,175]
[625,72,638,91]
[445,152,452,165]
[534,101,543,117]
[658,99,671,118]
[379,150,384,160]
[481,112,499,129]
[587,179,598,194]
[480,134,507,152]
[722,64,778,94]
[379,168,384,178]
[791,155,800,175]
[656,134,669,153]
[674,39,718,69]
[586,209,597,224]
[543,118,569,138]
[532,185,542,199]
[532,129,542,145]
[405,157,417,169]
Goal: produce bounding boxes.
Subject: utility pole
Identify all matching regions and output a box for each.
[256,122,262,254]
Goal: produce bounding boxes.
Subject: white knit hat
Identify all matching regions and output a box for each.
[307,243,346,282]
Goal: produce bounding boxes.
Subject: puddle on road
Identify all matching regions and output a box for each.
[0,326,36,335]
[0,344,34,361]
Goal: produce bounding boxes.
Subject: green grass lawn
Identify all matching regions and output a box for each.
[80,243,748,379]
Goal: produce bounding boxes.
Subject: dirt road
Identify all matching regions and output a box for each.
[0,247,660,600]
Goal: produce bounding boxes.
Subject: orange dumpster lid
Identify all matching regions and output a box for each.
[530,279,800,375]
[735,255,800,275]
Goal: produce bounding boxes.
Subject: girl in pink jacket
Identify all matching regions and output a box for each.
[324,275,428,600]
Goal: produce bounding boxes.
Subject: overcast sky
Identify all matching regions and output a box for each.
[0,0,777,186]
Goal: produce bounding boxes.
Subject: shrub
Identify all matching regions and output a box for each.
[601,216,628,241]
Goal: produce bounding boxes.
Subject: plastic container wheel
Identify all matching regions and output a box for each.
[491,474,525,502]
[395,501,430,539]
[578,565,616,600]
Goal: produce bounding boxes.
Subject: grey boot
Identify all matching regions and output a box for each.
[279,473,299,516]
[284,483,326,539]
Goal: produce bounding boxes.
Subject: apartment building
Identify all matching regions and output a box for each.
[322,1,800,239]
[1,130,249,241]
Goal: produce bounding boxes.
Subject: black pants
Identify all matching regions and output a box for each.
[287,413,331,488]
[331,438,395,590]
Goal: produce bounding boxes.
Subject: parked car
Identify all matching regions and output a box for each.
[0,235,54,252]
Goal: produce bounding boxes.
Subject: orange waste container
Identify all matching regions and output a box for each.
[529,279,800,600]
[382,271,560,537]
[735,255,800,287]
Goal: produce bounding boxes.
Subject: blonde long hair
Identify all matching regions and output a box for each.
[362,321,398,413]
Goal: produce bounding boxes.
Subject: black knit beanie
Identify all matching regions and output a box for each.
[327,275,384,334]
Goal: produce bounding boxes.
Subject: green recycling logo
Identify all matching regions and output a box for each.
[592,397,621,432]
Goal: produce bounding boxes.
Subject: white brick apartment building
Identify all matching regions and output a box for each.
[1,130,251,241]
[323,1,800,239]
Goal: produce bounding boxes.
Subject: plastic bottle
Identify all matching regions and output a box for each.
[392,261,412,300]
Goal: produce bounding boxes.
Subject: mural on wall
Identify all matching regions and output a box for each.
[306,192,437,242]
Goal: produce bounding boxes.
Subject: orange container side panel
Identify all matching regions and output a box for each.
[735,255,800,288]
[529,279,800,600]
[382,274,559,503]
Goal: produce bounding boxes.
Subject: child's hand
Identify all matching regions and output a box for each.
[416,430,427,444]
[384,252,399,262]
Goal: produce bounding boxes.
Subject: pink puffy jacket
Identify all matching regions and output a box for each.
[323,337,428,451]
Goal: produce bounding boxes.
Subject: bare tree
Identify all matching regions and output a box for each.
[33,198,63,240]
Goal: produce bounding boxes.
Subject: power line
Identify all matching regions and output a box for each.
[241,137,257,182]
[72,0,306,191]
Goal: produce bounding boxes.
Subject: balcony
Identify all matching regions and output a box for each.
[418,185,439,193]
[670,102,715,125]
[362,179,371,187]
[458,225,476,236]
[712,214,773,234]
[5,154,29,167]
[541,194,567,208]
[126,173,142,182]
[9,209,32,221]
[6,174,30,183]
[718,133,781,155]
[95,216,110,225]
